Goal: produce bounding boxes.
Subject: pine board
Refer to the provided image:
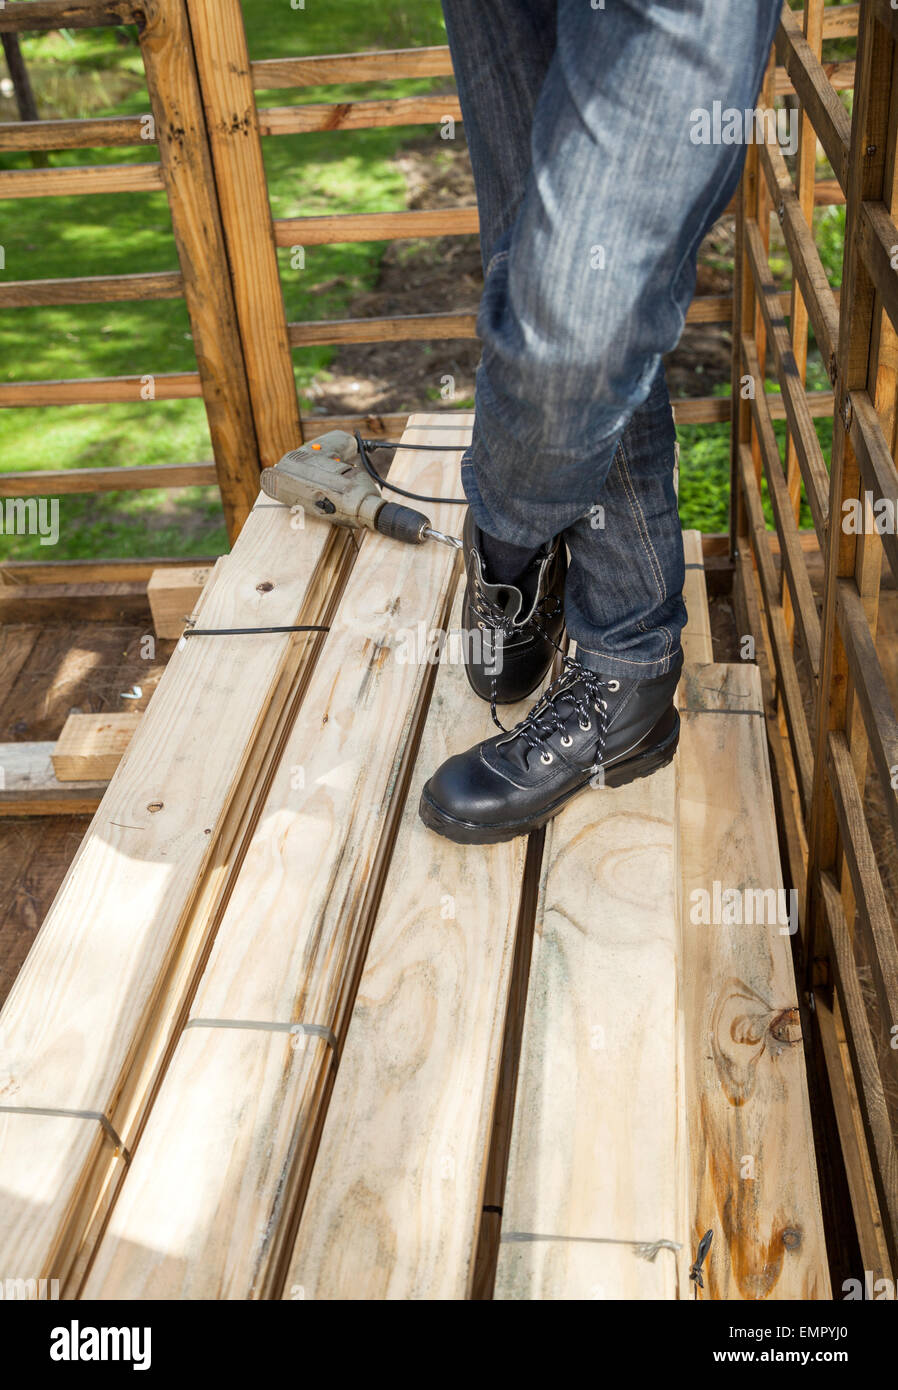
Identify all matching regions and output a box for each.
[52,713,141,782]
[84,414,471,1299]
[678,662,830,1298]
[682,530,714,665]
[493,752,685,1300]
[147,565,212,640]
[0,743,105,815]
[282,584,534,1300]
[0,492,343,1284]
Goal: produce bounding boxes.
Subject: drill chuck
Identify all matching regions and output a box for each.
[374,502,430,544]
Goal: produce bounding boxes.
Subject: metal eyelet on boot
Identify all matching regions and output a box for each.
[540,751,553,764]
[608,680,620,692]
[560,734,573,748]
[579,718,591,732]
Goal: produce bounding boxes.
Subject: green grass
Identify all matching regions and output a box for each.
[0,0,447,560]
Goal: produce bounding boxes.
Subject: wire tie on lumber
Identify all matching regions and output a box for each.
[690,1229,714,1291]
[499,1232,682,1263]
[0,1103,129,1158]
[181,624,331,638]
[185,1017,338,1051]
[680,707,764,717]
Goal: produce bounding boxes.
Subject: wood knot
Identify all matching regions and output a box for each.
[782,1228,802,1250]
[769,1008,802,1046]
[147,802,163,813]
[256,581,274,593]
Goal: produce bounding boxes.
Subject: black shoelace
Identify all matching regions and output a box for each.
[504,658,612,769]
[473,578,613,769]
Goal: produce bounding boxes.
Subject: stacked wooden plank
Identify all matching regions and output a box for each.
[0,483,353,1291]
[82,415,472,1298]
[0,428,830,1300]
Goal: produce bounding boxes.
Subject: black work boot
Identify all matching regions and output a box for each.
[419,650,682,845]
[463,510,566,705]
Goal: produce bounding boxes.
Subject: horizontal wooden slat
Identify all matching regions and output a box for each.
[286,292,814,349]
[274,206,479,247]
[823,2,859,40]
[0,272,183,309]
[53,712,140,782]
[0,553,214,586]
[0,743,104,817]
[776,59,855,97]
[0,461,216,496]
[0,581,150,622]
[776,6,852,193]
[0,1,141,31]
[288,309,477,347]
[0,162,165,199]
[251,46,455,90]
[0,115,148,153]
[304,393,836,442]
[0,373,201,407]
[0,555,214,587]
[259,96,461,137]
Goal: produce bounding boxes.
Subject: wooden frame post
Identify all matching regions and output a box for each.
[183,0,304,463]
[138,0,261,539]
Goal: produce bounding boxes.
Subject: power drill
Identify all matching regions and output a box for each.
[260,431,462,549]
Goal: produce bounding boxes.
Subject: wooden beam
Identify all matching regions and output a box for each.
[0,556,214,587]
[0,2,142,32]
[0,743,104,817]
[185,0,304,465]
[0,115,147,152]
[493,705,685,1299]
[52,713,141,783]
[259,96,463,137]
[0,273,183,310]
[147,565,212,639]
[679,663,830,1299]
[82,415,470,1299]
[138,0,262,539]
[0,373,201,408]
[682,530,713,664]
[251,46,455,90]
[0,163,165,199]
[274,206,479,248]
[776,6,852,193]
[282,585,536,1298]
[0,462,216,496]
[0,489,351,1290]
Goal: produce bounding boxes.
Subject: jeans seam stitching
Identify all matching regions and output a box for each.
[614,443,673,659]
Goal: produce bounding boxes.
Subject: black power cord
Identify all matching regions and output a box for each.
[355,432,468,507]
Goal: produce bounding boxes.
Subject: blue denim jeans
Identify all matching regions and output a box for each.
[442,0,781,677]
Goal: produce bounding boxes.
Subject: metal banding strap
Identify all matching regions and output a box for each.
[182,625,330,637]
[499,1232,682,1263]
[0,1103,129,1158]
[680,707,764,717]
[185,1017,338,1052]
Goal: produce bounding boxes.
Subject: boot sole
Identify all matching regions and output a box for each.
[419,713,680,845]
